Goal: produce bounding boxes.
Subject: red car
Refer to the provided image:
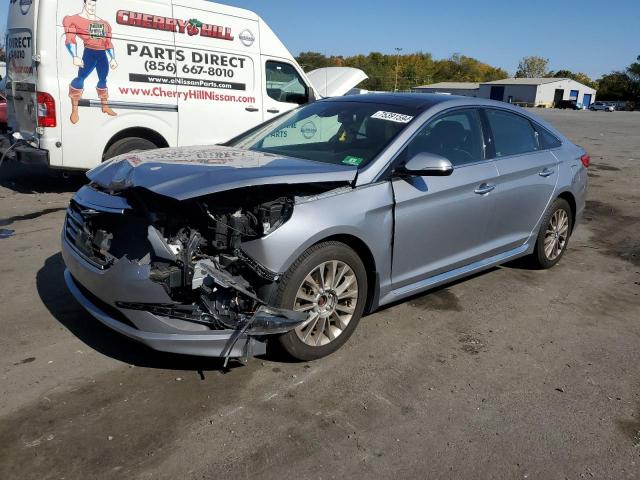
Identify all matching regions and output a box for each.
[0,93,7,133]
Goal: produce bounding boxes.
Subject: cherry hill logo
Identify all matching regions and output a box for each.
[116,10,234,41]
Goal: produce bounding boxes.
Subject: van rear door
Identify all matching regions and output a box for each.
[6,0,39,139]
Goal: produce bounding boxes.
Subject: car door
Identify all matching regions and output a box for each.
[482,108,560,254]
[391,108,500,289]
[262,59,310,122]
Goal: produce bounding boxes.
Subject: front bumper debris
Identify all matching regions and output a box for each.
[62,206,308,359]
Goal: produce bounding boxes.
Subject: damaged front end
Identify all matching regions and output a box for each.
[62,183,342,360]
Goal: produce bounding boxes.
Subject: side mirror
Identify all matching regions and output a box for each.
[397,152,454,177]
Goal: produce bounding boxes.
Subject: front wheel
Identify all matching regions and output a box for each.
[273,242,368,361]
[529,198,573,269]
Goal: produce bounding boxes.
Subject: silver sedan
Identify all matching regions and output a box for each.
[62,94,589,362]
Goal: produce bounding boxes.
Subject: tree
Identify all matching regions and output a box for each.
[296,51,507,91]
[515,56,549,78]
[596,55,640,102]
[597,72,632,100]
[549,69,597,89]
[295,52,334,72]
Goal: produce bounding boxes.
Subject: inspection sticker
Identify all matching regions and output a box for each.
[342,156,364,166]
[371,111,414,123]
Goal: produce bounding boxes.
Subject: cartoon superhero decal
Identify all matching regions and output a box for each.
[63,0,118,124]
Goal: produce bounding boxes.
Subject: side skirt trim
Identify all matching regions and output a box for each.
[381,244,530,305]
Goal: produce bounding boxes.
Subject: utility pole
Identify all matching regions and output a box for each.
[394,47,403,92]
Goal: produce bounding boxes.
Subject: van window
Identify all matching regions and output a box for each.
[265,61,308,105]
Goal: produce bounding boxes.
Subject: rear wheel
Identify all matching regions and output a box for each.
[103,137,157,161]
[530,198,573,269]
[274,242,368,361]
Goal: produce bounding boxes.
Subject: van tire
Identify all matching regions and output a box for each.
[103,137,157,161]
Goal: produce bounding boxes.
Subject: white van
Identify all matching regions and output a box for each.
[2,0,366,170]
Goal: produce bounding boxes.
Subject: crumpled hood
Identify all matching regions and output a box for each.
[87,146,358,201]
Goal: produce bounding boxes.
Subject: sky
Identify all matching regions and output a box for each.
[2,0,638,79]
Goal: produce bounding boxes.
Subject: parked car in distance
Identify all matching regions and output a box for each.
[62,94,589,362]
[555,100,582,110]
[589,101,615,112]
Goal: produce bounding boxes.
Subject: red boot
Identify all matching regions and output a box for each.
[69,86,83,124]
[97,88,117,117]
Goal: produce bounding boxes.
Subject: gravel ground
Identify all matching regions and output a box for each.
[0,109,638,479]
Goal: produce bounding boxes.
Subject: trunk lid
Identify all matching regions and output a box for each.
[307,67,368,98]
[6,0,39,139]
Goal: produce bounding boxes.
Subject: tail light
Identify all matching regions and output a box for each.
[37,92,57,128]
[580,153,590,168]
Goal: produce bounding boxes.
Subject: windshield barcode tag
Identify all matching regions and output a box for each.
[371,111,414,123]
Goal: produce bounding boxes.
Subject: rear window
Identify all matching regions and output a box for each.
[536,126,562,149]
[485,109,538,157]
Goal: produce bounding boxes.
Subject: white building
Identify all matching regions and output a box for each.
[412,77,597,108]
[479,78,597,108]
[412,82,479,97]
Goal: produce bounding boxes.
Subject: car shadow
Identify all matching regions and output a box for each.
[0,162,87,194]
[36,252,241,373]
[370,266,501,315]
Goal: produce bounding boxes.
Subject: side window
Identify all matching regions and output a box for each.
[404,109,485,166]
[535,126,562,149]
[265,61,308,105]
[485,109,538,157]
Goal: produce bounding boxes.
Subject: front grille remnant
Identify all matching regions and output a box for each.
[64,200,112,269]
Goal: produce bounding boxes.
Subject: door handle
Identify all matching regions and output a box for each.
[245,107,260,112]
[267,109,280,114]
[538,168,555,178]
[475,183,496,195]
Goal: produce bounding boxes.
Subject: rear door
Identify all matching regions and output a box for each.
[5,0,38,138]
[172,3,262,146]
[482,108,560,253]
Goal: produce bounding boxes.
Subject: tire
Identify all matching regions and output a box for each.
[529,198,573,269]
[273,241,368,361]
[103,137,157,161]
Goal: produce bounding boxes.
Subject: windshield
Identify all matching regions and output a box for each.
[230,101,419,168]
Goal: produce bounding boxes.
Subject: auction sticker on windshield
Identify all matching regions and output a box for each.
[371,111,414,123]
[342,156,363,166]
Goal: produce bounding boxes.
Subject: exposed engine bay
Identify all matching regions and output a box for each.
[66,183,346,340]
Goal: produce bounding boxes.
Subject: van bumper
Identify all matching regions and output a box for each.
[0,134,50,167]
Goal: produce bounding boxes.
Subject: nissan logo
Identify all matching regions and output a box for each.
[238,29,255,47]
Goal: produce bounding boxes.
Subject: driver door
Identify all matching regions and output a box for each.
[391,108,500,288]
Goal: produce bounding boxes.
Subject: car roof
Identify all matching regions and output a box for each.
[318,92,567,136]
[322,92,546,113]
[323,93,454,112]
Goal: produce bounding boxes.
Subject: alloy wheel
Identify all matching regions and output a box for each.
[293,261,359,347]
[544,209,570,261]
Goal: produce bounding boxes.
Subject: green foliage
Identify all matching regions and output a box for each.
[596,55,640,101]
[597,72,633,101]
[295,51,508,91]
[548,70,598,89]
[515,56,549,78]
